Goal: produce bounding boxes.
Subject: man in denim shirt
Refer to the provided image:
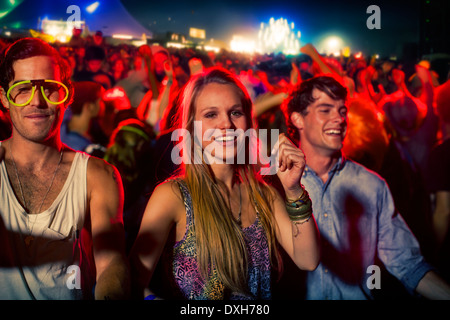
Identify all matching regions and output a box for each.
[285,75,450,299]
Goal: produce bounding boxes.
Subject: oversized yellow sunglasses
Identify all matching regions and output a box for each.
[6,79,69,107]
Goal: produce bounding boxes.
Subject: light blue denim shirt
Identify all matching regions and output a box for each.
[302,155,433,300]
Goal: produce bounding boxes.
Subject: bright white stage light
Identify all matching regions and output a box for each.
[86,2,100,14]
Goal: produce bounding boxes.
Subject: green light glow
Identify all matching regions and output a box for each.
[0,0,24,20]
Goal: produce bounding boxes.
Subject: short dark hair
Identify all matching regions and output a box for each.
[285,75,348,144]
[0,37,74,108]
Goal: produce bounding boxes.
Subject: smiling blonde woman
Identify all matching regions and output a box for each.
[129,67,320,300]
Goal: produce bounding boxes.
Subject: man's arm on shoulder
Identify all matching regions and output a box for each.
[433,191,450,247]
[87,156,130,299]
[128,180,184,299]
[416,270,450,300]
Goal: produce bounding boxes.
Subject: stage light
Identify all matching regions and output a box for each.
[325,37,341,52]
[167,42,185,49]
[230,35,256,54]
[202,46,220,53]
[86,2,100,14]
[112,34,133,40]
[318,35,346,56]
[0,0,24,19]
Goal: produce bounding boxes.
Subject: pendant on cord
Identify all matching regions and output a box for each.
[24,235,34,246]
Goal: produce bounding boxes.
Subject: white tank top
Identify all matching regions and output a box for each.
[0,145,95,300]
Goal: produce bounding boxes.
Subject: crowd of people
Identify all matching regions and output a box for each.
[0,27,449,300]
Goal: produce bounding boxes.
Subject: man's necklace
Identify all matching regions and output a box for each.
[10,146,63,246]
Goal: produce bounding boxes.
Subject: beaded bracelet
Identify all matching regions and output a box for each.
[289,208,312,220]
[286,187,310,204]
[286,198,312,212]
[289,209,313,225]
[289,199,312,215]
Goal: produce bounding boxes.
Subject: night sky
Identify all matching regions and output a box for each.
[0,0,424,57]
[121,0,422,57]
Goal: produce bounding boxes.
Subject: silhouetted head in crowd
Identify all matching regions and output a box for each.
[70,81,104,116]
[342,98,389,172]
[381,93,426,139]
[93,30,104,46]
[150,45,170,82]
[85,45,106,73]
[104,118,154,196]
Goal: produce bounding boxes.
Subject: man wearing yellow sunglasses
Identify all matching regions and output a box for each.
[0,38,130,300]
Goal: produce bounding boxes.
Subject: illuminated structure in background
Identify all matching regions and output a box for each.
[189,27,205,40]
[256,18,301,55]
[164,33,188,49]
[229,17,301,55]
[39,18,85,43]
[162,28,223,53]
[0,0,151,42]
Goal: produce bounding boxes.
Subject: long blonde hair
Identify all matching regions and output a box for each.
[174,67,281,294]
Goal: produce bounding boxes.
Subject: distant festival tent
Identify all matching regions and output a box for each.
[0,0,151,39]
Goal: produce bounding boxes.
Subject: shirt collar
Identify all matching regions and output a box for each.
[334,153,347,171]
[303,153,347,176]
